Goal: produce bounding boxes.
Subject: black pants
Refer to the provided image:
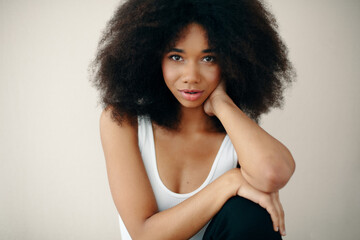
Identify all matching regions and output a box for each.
[203,196,282,240]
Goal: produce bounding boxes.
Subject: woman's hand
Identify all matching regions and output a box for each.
[204,81,230,116]
[237,172,286,236]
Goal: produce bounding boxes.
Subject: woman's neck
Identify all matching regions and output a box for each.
[177,106,215,133]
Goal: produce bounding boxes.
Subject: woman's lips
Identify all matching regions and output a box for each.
[179,89,204,101]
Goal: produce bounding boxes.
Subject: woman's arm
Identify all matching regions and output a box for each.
[100,108,242,240]
[204,82,295,193]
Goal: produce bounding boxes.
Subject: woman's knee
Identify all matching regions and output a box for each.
[203,196,282,240]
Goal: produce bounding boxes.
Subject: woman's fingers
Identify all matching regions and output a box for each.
[258,196,279,232]
[280,206,285,236]
[273,192,286,236]
[203,80,227,116]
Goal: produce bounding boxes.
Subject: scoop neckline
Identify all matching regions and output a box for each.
[149,120,229,198]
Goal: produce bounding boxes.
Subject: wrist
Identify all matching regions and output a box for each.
[219,168,244,198]
[210,94,235,116]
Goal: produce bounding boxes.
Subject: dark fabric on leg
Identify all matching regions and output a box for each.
[203,196,282,240]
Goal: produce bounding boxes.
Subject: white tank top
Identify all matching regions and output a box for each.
[119,116,238,239]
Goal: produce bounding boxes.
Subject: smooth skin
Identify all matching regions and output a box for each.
[100,23,295,239]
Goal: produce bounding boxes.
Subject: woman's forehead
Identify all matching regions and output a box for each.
[170,23,210,48]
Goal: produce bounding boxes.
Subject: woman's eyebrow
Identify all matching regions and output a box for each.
[169,48,184,53]
[168,48,216,53]
[202,49,215,53]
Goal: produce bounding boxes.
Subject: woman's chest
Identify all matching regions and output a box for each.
[153,131,225,194]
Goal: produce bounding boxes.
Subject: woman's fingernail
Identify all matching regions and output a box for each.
[282,230,286,236]
[276,227,279,232]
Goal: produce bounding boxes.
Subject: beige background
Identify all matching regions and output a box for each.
[1,0,359,239]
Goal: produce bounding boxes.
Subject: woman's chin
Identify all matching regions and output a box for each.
[178,101,205,111]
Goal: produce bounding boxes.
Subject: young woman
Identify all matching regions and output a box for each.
[91,0,295,239]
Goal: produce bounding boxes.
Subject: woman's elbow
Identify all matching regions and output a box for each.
[265,154,295,191]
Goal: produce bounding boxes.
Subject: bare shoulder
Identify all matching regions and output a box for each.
[100,106,137,136]
[99,106,139,171]
[99,106,139,170]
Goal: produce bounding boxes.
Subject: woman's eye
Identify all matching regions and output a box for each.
[169,55,183,61]
[202,56,216,63]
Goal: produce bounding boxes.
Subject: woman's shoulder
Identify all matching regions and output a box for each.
[100,106,138,129]
[100,106,138,145]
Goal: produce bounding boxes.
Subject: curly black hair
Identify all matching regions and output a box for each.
[91,0,295,131]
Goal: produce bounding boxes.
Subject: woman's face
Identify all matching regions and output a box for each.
[161,23,221,109]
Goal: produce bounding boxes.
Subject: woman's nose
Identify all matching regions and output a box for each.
[182,61,200,84]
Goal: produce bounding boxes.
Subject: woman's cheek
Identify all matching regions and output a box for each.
[204,67,221,84]
[162,62,178,84]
